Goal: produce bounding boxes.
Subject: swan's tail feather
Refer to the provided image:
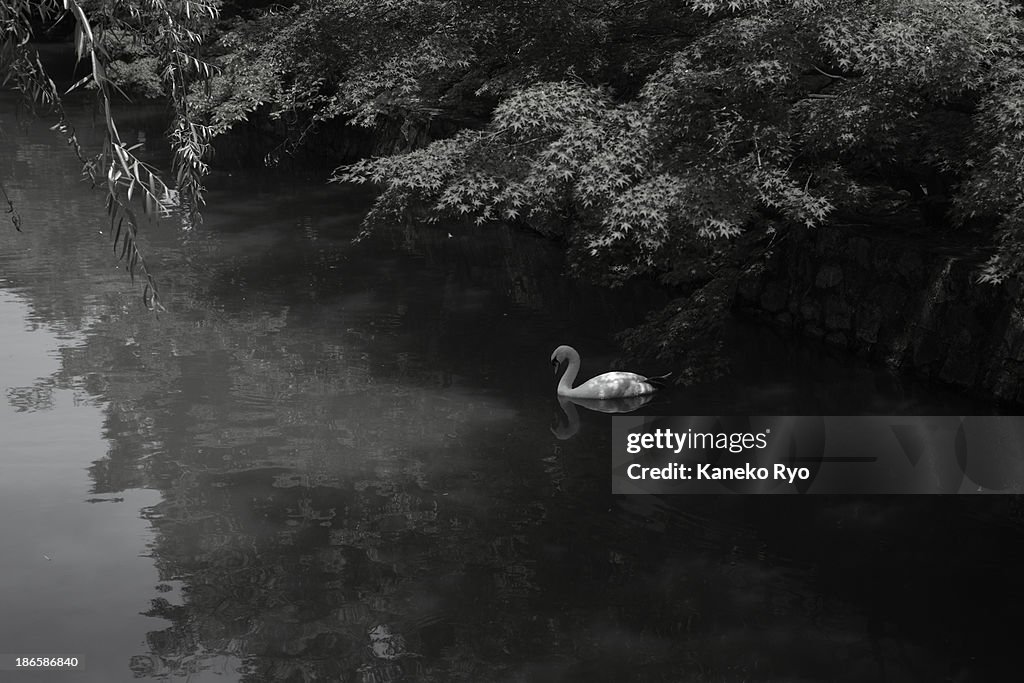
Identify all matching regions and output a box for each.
[645,372,673,389]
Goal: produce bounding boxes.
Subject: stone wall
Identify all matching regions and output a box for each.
[735,225,1024,403]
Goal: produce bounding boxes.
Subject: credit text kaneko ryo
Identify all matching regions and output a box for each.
[626,462,810,483]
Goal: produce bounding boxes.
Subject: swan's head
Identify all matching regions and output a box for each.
[550,345,577,373]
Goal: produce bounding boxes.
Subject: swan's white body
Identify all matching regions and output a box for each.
[550,345,668,399]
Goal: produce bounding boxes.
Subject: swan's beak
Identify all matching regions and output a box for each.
[551,359,560,375]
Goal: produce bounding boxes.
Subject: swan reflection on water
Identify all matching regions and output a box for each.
[551,394,655,440]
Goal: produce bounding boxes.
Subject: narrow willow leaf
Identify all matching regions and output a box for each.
[73,24,85,60]
[113,217,123,253]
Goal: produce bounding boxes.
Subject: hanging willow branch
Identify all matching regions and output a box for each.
[0,0,219,310]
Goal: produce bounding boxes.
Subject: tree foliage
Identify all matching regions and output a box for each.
[1,0,220,307]
[7,0,1024,318]
[198,1,694,141]
[330,1,1024,287]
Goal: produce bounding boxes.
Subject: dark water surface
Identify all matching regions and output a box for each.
[2,96,1023,682]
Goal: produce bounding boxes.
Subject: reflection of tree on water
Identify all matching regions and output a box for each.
[126,453,517,680]
[65,316,776,681]
[26,242,1020,682]
[34,227,599,680]
[107,414,1024,682]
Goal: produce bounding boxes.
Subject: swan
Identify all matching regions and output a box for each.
[550,345,671,399]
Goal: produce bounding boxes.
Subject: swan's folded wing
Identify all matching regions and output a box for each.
[576,371,660,398]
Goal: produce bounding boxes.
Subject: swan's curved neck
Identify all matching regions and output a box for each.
[557,350,581,394]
